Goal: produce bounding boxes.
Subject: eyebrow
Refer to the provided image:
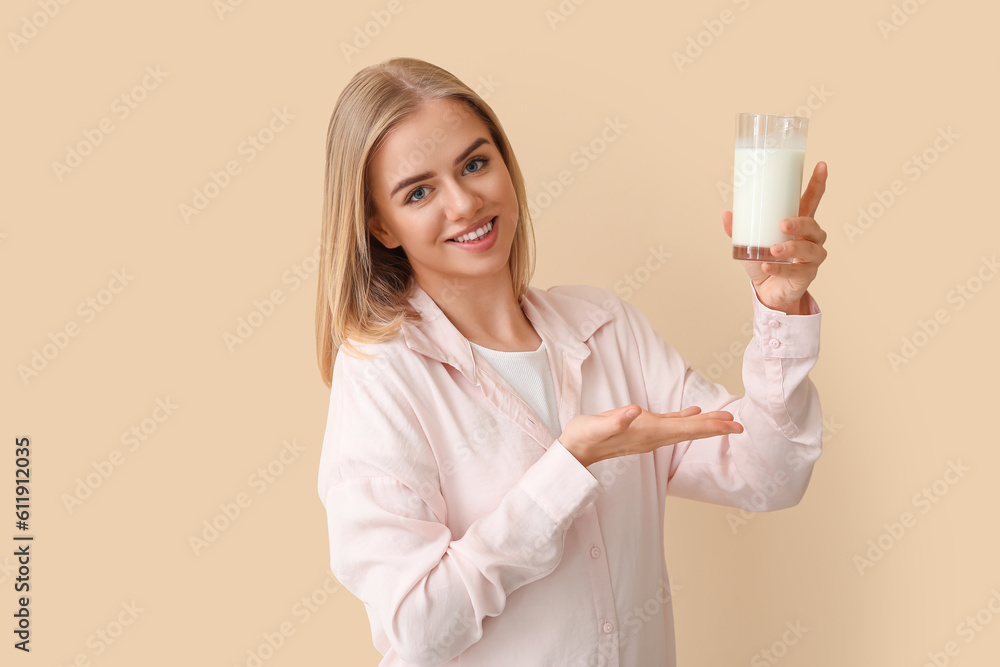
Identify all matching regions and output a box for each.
[389,137,491,199]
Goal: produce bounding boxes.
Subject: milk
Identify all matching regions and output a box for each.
[732,147,805,250]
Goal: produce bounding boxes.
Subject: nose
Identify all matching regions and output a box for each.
[441,177,482,221]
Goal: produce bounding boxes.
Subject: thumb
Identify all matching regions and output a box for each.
[594,405,639,441]
[621,405,640,420]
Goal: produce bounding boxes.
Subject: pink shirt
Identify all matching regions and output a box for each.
[318,279,823,666]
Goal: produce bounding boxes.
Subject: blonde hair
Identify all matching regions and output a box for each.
[315,57,536,388]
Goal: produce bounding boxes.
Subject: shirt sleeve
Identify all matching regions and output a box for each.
[317,349,603,667]
[620,279,823,512]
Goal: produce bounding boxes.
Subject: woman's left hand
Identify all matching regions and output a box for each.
[722,161,829,315]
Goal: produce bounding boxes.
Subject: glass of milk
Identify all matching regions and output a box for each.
[732,113,808,262]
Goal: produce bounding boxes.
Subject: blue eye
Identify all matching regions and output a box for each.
[407,186,429,203]
[464,158,488,173]
[403,157,490,204]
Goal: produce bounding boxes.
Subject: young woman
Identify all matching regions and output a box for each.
[315,57,828,667]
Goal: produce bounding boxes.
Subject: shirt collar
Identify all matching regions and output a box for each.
[400,281,614,385]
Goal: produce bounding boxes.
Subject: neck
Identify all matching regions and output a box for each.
[415,269,540,351]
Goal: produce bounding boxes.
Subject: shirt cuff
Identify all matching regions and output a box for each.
[518,440,602,526]
[749,280,822,359]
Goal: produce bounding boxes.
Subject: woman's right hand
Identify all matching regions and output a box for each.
[559,404,744,468]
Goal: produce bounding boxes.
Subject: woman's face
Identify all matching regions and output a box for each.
[366,97,520,296]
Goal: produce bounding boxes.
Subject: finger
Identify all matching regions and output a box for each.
[722,211,733,238]
[582,411,636,443]
[759,259,819,283]
[798,161,828,219]
[768,238,828,265]
[658,407,730,421]
[619,414,744,457]
[678,410,735,421]
[799,162,827,218]
[662,406,702,418]
[682,419,745,441]
[798,162,827,220]
[781,216,828,247]
[651,413,739,442]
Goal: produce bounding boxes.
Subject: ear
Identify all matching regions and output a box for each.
[367,213,401,249]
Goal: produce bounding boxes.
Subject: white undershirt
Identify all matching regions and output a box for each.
[469,340,562,438]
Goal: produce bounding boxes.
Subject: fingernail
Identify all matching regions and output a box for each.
[625,407,639,418]
[772,243,783,253]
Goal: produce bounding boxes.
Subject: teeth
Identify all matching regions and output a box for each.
[452,219,493,243]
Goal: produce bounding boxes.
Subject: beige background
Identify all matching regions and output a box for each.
[3,0,998,665]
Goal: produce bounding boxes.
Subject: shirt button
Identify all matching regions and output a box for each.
[768,319,780,328]
[591,546,601,558]
[603,620,614,634]
[768,338,781,348]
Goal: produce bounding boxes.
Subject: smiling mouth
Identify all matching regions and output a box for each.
[448,217,496,243]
